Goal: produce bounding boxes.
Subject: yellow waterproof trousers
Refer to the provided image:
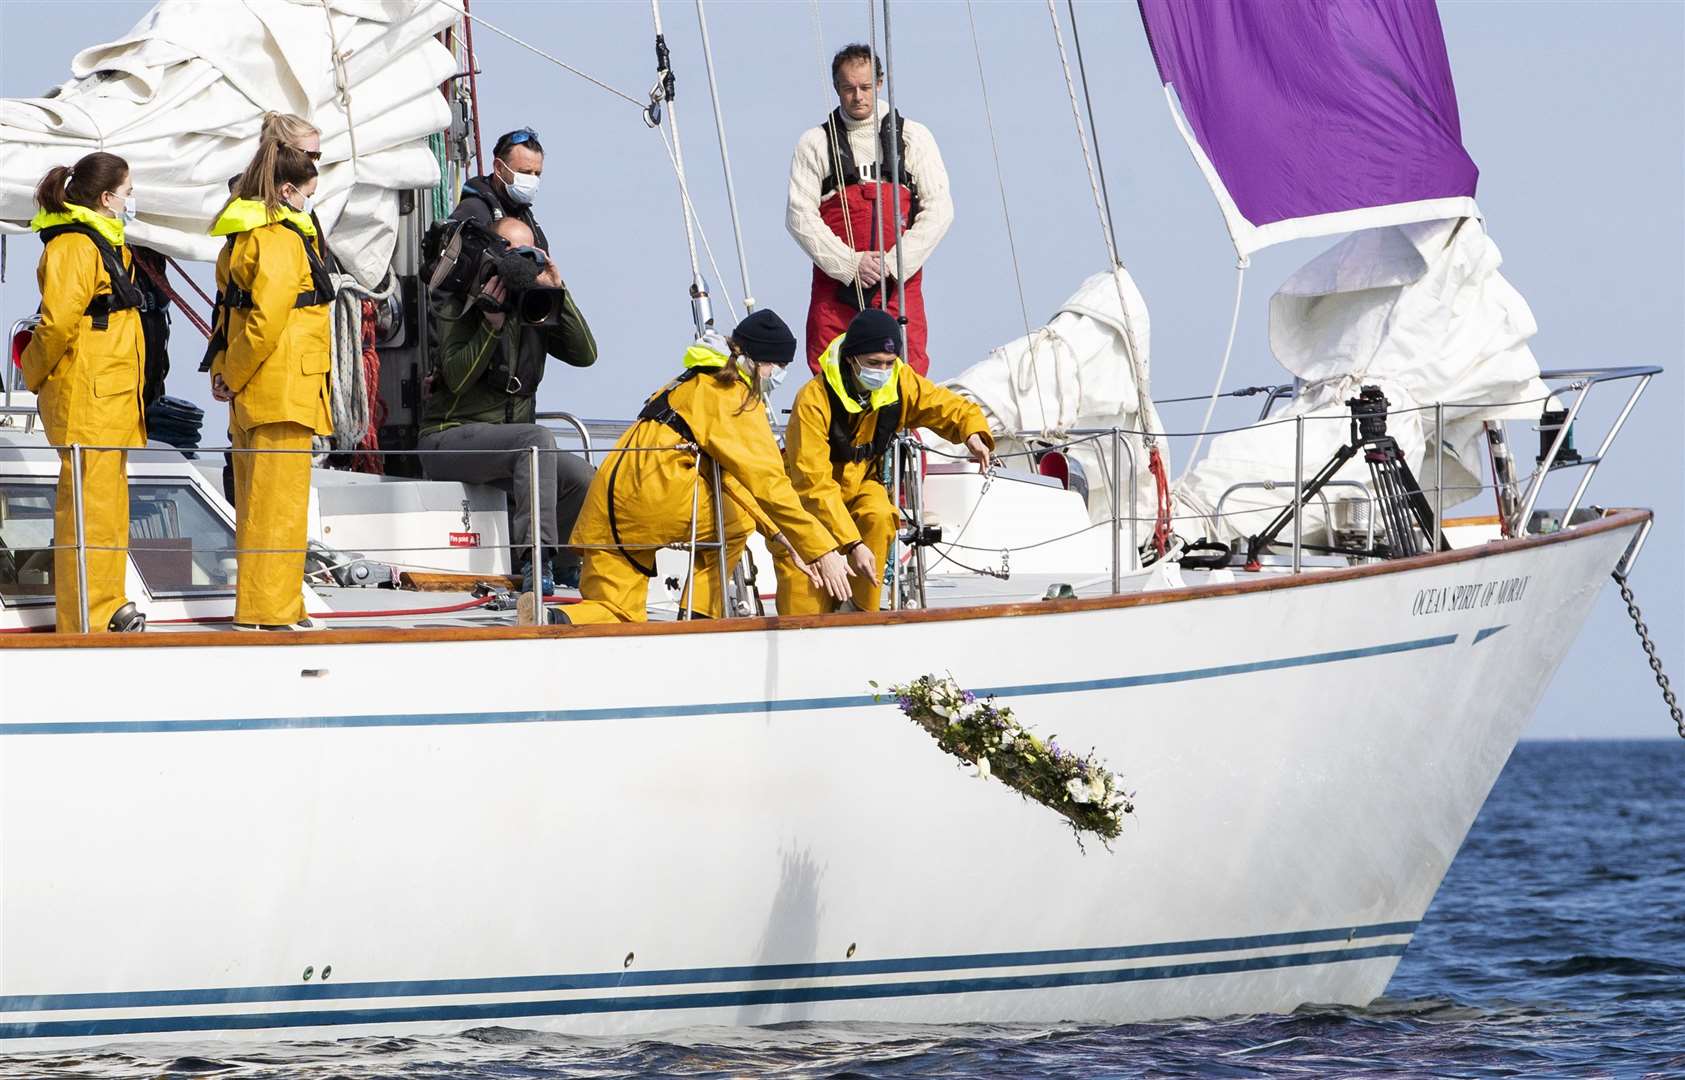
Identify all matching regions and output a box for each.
[774,481,896,615]
[572,498,758,623]
[53,448,131,633]
[231,420,313,626]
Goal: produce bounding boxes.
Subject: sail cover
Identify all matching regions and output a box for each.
[0,0,458,286]
[1137,0,1480,258]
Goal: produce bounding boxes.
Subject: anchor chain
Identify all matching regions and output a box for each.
[1613,571,1683,737]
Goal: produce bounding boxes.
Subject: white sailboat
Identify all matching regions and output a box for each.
[0,0,1672,1052]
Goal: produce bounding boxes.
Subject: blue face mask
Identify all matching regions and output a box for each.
[855,364,894,392]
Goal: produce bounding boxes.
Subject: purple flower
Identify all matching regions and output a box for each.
[962,690,977,704]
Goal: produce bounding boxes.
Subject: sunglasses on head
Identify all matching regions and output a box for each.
[506,128,539,147]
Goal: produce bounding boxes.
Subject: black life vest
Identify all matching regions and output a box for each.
[822,374,902,466]
[608,367,710,577]
[818,108,922,223]
[36,223,147,331]
[199,219,336,372]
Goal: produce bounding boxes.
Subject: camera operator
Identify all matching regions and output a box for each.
[419,216,596,594]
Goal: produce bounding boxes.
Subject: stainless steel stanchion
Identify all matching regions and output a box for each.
[1434,401,1445,550]
[71,443,90,633]
[711,457,729,618]
[1110,428,1123,593]
[1292,417,1304,574]
[529,445,544,601]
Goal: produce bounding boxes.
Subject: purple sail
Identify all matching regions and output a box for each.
[1137,0,1480,257]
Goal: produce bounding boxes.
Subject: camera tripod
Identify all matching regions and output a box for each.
[1245,386,1450,566]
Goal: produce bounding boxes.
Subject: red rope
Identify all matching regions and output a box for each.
[1148,444,1173,556]
[133,256,212,339]
[462,0,485,177]
[351,299,386,475]
[165,256,215,308]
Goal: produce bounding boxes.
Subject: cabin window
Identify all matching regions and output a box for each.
[0,479,237,603]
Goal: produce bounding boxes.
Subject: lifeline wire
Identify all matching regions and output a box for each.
[1178,262,1248,481]
[694,0,755,311]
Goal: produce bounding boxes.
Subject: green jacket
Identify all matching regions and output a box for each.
[421,290,597,434]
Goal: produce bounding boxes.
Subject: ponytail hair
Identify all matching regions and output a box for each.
[721,339,766,414]
[259,111,320,153]
[35,151,129,215]
[226,143,319,217]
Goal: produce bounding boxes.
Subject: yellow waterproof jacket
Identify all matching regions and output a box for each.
[210,199,333,435]
[20,204,146,448]
[785,336,992,547]
[571,346,838,564]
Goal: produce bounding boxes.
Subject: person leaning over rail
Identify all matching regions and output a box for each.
[18,152,148,633]
[787,43,953,376]
[206,144,335,632]
[419,215,597,597]
[775,308,992,616]
[554,310,855,627]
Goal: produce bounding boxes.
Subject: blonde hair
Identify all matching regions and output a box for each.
[225,144,317,217]
[259,111,320,152]
[218,112,322,219]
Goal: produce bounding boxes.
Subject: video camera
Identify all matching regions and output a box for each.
[422,218,569,327]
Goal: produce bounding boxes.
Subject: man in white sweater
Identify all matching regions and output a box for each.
[787,44,953,376]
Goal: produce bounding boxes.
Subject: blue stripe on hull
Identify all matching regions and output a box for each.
[0,942,1411,1040]
[0,635,1458,736]
[0,921,1419,1013]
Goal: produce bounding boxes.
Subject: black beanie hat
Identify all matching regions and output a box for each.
[731,309,798,366]
[840,308,902,360]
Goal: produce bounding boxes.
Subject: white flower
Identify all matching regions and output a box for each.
[975,757,991,781]
[1065,776,1092,804]
[1086,776,1109,804]
[931,701,954,720]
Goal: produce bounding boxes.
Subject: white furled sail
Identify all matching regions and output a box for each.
[0,0,457,286]
[1174,217,1550,545]
[934,268,1163,531]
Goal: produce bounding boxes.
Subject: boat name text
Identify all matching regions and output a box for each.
[1411,575,1530,616]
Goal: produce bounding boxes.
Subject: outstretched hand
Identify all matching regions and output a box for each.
[846,542,878,580]
[966,432,993,473]
[813,550,854,603]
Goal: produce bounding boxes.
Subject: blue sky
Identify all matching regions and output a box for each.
[2,0,1680,737]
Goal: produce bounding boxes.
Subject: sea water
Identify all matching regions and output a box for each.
[7,740,1682,1078]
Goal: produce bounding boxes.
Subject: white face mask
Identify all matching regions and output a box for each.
[855,364,894,392]
[120,194,137,222]
[500,161,542,206]
[737,354,787,395]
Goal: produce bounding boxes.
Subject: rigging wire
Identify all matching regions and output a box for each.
[1178,262,1248,481]
[882,0,907,323]
[1045,0,1169,552]
[432,0,646,110]
[1064,0,1117,259]
[964,2,1032,343]
[965,0,1050,431]
[654,123,739,320]
[867,0,888,310]
[810,0,867,308]
[694,0,755,312]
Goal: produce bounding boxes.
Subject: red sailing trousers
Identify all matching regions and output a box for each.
[805,179,928,375]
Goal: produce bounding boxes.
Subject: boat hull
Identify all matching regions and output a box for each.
[0,514,1644,1049]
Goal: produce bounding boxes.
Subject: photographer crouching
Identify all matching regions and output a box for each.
[419,216,597,597]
